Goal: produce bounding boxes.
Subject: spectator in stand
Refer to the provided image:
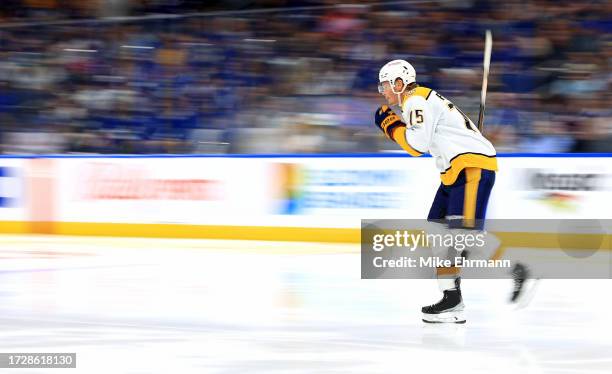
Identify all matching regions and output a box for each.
[0,0,609,154]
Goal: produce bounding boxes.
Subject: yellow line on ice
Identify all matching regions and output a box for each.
[0,221,609,251]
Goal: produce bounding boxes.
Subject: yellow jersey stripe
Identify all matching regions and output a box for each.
[440,153,497,185]
[401,86,432,106]
[391,126,424,157]
[415,87,433,99]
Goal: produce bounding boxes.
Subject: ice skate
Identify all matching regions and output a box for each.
[510,263,539,308]
[422,279,466,324]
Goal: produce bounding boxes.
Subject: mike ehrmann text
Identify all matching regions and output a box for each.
[372,256,511,269]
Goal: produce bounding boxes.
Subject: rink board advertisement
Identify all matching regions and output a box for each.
[0,155,611,240]
[53,156,435,228]
[0,158,28,225]
[490,157,612,219]
[53,158,276,225]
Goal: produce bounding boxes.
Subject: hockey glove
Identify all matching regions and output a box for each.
[374,105,405,139]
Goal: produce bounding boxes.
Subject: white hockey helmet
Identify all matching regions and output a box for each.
[378,59,416,94]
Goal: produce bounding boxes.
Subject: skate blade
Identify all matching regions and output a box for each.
[422,311,466,324]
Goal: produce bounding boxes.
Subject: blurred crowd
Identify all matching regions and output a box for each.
[0,0,610,154]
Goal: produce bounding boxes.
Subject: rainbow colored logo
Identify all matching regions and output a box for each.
[276,163,304,215]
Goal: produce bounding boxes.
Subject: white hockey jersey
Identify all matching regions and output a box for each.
[395,86,497,185]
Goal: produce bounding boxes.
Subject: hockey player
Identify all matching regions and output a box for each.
[374,59,529,323]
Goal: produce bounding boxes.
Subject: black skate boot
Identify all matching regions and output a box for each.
[510,263,538,306]
[422,278,466,324]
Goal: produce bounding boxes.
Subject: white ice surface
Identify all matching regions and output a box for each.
[0,235,610,374]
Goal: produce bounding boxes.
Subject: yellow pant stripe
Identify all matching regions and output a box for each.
[463,168,481,228]
[436,266,460,276]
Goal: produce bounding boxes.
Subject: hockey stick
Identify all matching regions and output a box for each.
[477,30,492,132]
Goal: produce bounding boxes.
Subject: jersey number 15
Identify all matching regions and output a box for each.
[409,109,423,126]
